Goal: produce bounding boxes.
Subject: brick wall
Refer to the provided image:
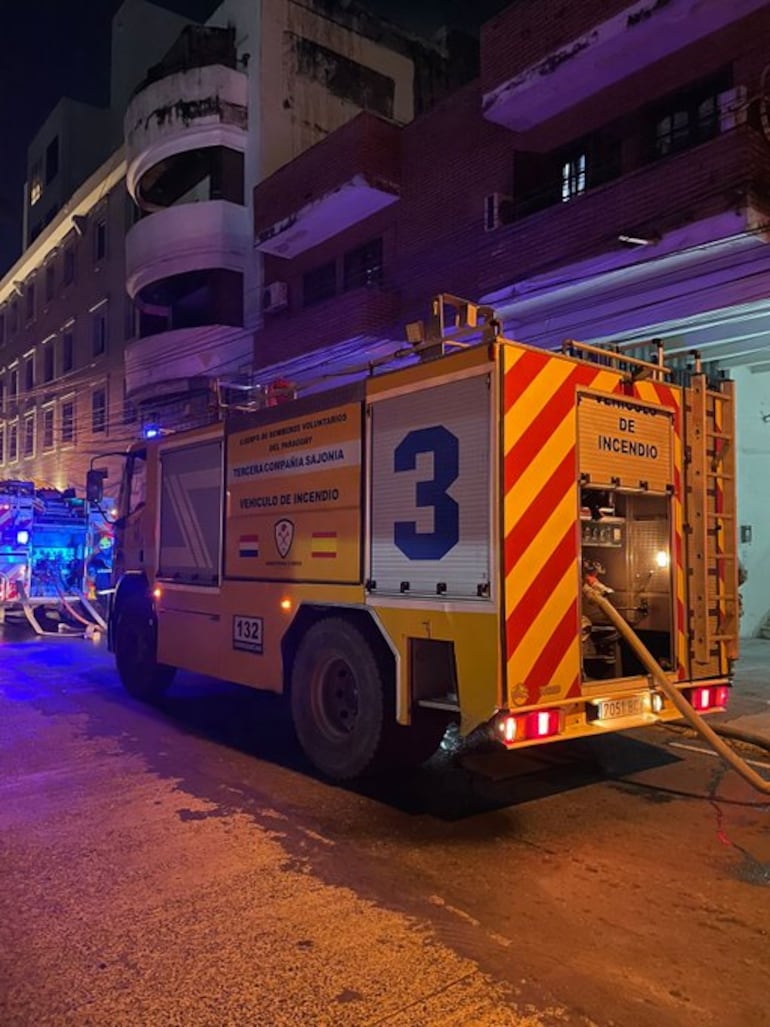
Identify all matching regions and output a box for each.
[253,112,401,238]
[481,0,630,94]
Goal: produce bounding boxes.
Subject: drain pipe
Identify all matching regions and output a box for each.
[584,586,770,796]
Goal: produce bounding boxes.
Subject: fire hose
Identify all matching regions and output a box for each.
[584,585,770,796]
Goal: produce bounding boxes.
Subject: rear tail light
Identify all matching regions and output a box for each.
[686,684,729,712]
[498,707,562,747]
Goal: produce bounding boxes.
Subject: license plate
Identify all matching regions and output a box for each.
[596,695,645,721]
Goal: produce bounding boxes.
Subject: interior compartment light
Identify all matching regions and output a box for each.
[655,550,669,568]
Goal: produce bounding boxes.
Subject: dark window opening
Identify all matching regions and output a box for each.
[23,415,34,458]
[10,301,18,333]
[43,408,54,449]
[9,423,18,462]
[343,238,383,290]
[25,282,35,323]
[646,69,732,160]
[0,312,4,345]
[45,136,59,184]
[43,346,54,383]
[92,311,107,356]
[515,130,622,218]
[24,357,34,393]
[94,219,107,262]
[303,262,336,307]
[45,263,55,302]
[61,400,74,444]
[92,389,106,434]
[294,36,394,119]
[62,331,74,373]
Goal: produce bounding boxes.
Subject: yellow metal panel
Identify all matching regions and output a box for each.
[577,391,674,491]
[369,602,501,733]
[226,401,362,583]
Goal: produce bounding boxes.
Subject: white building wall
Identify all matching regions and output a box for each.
[732,365,770,637]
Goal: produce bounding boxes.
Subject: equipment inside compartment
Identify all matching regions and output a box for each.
[580,488,673,680]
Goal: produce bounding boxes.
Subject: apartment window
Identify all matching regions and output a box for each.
[45,262,55,302]
[8,421,18,462]
[648,70,732,160]
[42,406,55,450]
[561,152,586,202]
[92,388,106,433]
[24,280,35,323]
[63,244,75,286]
[10,366,18,399]
[61,329,74,373]
[24,355,34,393]
[42,343,54,383]
[10,300,18,334]
[302,261,336,307]
[46,136,59,184]
[0,378,4,410]
[61,398,75,444]
[29,160,42,206]
[0,310,4,345]
[23,413,35,459]
[92,308,107,356]
[122,381,137,424]
[94,218,107,262]
[0,426,4,465]
[343,238,383,290]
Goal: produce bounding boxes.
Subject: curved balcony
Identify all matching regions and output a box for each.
[125,63,247,203]
[125,325,251,401]
[125,200,250,301]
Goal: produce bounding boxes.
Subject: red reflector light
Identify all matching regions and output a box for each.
[687,685,729,712]
[498,708,562,746]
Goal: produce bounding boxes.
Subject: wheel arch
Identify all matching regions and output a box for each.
[281,604,398,713]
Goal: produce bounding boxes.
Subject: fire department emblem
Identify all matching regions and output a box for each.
[274,518,295,558]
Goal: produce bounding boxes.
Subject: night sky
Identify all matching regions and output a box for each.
[0,0,511,276]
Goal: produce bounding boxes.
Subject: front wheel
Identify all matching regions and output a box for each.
[290,618,391,781]
[114,597,176,701]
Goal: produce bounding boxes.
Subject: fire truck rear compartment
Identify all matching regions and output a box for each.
[580,489,673,682]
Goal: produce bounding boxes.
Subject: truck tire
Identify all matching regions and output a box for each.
[114,597,175,701]
[290,618,391,781]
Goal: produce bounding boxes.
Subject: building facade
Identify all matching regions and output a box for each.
[123,0,471,430]
[249,0,770,634]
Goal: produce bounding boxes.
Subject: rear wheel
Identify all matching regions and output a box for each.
[290,618,391,780]
[114,597,175,701]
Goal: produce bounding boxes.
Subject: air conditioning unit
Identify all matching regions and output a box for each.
[483,193,514,232]
[263,280,288,313]
[718,85,747,133]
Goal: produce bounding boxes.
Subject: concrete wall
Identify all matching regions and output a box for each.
[732,365,770,636]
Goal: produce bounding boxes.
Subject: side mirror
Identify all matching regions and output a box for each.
[86,469,107,504]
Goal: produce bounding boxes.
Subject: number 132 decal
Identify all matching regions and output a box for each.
[393,426,459,560]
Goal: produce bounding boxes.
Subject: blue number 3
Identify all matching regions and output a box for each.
[394,426,459,560]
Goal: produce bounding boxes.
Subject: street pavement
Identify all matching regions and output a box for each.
[0,623,767,1027]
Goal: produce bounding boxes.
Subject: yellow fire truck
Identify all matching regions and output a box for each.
[103,296,738,780]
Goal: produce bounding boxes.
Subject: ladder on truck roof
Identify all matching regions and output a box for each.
[685,369,739,668]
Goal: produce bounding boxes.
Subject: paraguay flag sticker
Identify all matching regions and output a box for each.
[239,534,260,558]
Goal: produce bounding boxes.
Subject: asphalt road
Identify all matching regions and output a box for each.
[1,623,768,1027]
